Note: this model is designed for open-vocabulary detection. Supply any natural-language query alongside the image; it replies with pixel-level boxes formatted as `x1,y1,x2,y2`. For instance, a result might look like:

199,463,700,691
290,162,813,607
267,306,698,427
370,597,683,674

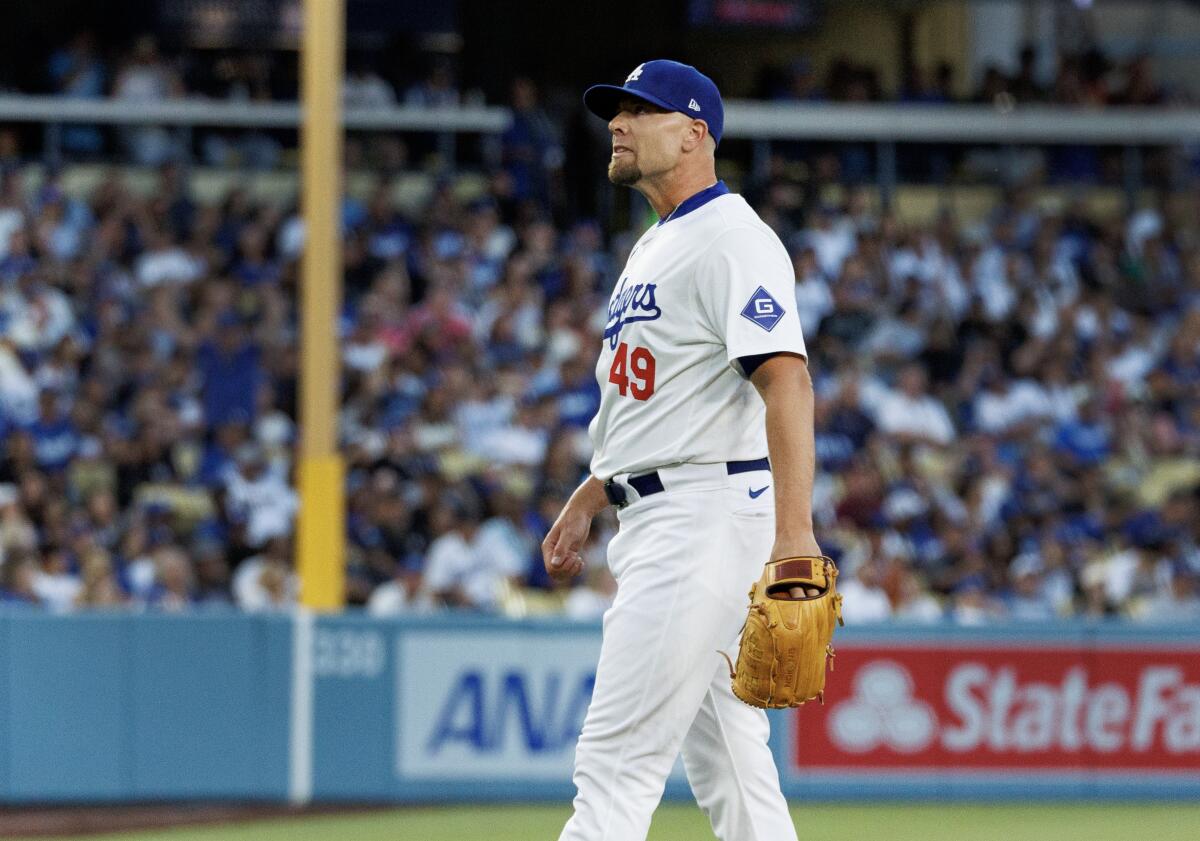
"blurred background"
0,1,1198,839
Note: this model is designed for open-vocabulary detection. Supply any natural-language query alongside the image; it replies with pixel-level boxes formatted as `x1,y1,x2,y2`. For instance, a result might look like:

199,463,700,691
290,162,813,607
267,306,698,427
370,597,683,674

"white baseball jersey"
588,182,807,479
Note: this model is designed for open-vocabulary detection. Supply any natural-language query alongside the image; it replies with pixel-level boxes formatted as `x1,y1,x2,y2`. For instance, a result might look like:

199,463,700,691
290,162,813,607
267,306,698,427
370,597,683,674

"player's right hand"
542,506,592,583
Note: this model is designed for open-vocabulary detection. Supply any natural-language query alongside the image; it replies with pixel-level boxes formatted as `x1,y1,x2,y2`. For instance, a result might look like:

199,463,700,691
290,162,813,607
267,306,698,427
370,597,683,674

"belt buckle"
603,478,629,509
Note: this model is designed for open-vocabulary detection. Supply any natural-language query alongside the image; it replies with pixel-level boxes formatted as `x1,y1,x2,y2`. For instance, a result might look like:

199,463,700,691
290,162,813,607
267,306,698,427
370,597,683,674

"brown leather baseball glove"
724,555,844,709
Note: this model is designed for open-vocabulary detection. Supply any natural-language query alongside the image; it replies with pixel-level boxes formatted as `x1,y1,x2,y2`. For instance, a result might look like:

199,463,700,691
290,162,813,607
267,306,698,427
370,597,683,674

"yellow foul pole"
298,0,345,610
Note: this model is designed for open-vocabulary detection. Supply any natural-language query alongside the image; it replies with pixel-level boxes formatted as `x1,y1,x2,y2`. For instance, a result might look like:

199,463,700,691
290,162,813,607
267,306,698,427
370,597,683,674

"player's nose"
608,113,628,136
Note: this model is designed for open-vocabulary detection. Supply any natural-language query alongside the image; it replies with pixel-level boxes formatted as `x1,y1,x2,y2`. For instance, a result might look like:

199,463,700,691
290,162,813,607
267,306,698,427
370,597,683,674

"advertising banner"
394,624,692,791
791,640,1200,775
397,628,600,781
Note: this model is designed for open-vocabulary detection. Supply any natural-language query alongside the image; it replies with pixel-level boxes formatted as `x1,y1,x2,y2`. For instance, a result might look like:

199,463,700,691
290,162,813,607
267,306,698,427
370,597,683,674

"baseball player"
542,60,818,841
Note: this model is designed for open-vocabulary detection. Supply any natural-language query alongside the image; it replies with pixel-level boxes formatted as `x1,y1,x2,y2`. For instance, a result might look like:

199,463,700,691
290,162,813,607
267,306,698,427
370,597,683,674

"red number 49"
608,342,656,400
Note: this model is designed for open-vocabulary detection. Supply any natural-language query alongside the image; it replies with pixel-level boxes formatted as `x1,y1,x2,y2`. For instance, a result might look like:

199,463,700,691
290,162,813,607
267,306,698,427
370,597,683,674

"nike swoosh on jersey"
748,486,769,499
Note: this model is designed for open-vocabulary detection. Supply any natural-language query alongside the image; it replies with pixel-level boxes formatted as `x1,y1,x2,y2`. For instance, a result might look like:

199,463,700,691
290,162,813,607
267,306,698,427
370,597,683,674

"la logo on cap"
626,63,645,83
688,98,701,111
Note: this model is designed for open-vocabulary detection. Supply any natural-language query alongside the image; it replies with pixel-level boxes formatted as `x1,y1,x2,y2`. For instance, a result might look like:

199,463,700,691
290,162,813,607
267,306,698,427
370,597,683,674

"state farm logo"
828,661,936,753
941,663,1200,754
820,658,1200,758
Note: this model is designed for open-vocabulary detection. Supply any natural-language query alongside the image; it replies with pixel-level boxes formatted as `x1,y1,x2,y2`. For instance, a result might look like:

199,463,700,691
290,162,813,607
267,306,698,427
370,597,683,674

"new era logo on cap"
688,98,700,111
740,286,785,332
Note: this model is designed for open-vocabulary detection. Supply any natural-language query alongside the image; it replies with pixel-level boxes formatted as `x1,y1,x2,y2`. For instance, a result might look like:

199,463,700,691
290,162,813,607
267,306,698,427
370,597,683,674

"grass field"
14,803,1200,841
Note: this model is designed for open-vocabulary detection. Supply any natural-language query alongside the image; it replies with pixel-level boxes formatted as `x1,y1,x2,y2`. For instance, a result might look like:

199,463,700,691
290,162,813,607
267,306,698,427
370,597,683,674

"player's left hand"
771,533,825,598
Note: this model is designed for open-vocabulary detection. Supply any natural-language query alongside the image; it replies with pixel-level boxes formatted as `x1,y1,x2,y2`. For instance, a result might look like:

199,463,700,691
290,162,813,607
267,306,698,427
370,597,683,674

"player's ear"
681,118,708,153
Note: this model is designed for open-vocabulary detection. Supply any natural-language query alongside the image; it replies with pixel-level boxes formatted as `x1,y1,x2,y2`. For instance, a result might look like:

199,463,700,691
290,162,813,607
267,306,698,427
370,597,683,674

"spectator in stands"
112,36,184,165
774,58,825,103
0,552,39,605
1003,552,1057,621
837,559,893,623
0,482,35,559
873,365,956,446
47,32,107,158
420,488,522,609
1010,45,1047,104
502,77,563,210
136,226,203,288
140,544,193,611
892,569,943,623
929,63,957,104
196,53,282,169
972,368,1053,437
0,174,26,255
799,205,856,278
791,245,832,337
25,389,79,473
1140,567,1200,622
223,444,297,551
422,489,487,607
471,397,550,467
900,64,956,105
950,579,1005,625
1117,54,1165,106
234,536,295,612
974,65,1011,107
403,58,460,108
343,58,397,109
198,314,263,428
367,555,432,615
3,265,76,354
1053,396,1111,468
32,546,80,613
192,535,233,605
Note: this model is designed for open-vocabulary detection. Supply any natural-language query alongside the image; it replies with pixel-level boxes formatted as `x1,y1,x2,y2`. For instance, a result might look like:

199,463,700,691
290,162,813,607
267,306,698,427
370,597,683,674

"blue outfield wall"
1,609,1198,803
0,611,292,802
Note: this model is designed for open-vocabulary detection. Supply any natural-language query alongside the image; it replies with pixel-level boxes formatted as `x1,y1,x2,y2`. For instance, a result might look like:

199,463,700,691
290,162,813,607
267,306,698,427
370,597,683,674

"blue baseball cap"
584,60,724,146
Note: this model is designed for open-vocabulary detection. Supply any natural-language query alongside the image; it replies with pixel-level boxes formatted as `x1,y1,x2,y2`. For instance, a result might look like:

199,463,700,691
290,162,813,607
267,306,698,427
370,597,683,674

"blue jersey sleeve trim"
737,352,780,378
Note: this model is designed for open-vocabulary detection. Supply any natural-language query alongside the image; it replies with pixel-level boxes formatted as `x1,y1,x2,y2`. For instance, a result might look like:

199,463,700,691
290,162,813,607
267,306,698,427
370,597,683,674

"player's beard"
608,156,642,186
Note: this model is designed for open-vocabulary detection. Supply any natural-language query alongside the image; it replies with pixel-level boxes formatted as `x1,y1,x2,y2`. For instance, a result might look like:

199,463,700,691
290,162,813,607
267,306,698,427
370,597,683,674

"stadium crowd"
38,31,1181,112
20,31,1188,177
0,141,1197,625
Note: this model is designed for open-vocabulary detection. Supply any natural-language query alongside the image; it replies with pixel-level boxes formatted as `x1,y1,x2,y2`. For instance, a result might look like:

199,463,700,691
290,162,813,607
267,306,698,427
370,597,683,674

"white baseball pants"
559,462,797,841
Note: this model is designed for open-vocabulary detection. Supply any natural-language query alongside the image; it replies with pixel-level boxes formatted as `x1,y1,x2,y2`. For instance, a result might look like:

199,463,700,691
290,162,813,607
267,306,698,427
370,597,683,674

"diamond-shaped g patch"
739,286,785,332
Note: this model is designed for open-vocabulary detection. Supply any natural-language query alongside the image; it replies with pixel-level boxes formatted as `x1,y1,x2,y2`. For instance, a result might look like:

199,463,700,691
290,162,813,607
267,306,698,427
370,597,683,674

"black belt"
603,457,770,509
